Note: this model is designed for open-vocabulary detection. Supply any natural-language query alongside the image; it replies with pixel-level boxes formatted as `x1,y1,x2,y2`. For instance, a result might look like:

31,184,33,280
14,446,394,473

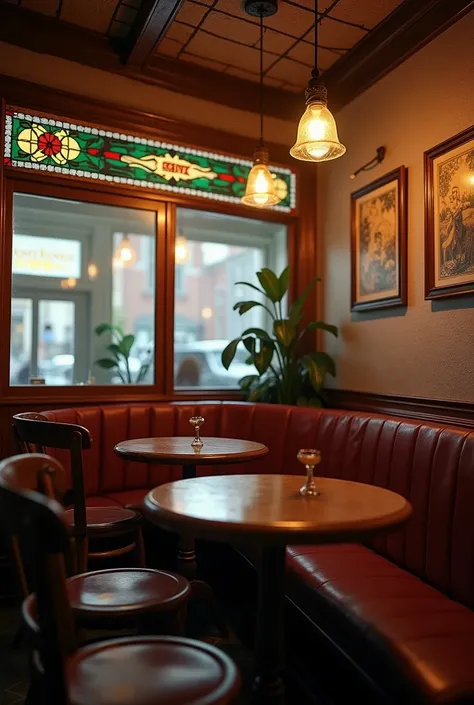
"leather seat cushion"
67,635,240,705
287,543,474,704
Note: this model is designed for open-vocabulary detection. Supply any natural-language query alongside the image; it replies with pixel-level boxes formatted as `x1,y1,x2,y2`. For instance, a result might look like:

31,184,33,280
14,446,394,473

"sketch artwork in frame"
351,166,407,311
424,126,474,299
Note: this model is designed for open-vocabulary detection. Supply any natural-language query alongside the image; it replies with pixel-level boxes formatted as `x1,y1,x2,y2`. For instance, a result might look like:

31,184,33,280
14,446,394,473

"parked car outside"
175,340,253,388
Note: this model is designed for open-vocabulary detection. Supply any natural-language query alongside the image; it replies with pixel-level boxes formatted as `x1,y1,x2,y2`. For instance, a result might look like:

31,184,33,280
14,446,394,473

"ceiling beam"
122,0,185,67
324,0,474,109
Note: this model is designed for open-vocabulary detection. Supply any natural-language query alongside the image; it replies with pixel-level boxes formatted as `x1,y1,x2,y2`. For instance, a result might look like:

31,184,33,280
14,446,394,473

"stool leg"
75,536,88,574
135,525,146,568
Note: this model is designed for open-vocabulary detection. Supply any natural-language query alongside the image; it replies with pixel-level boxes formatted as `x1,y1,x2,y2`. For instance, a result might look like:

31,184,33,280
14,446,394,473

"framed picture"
425,126,474,299
351,166,407,311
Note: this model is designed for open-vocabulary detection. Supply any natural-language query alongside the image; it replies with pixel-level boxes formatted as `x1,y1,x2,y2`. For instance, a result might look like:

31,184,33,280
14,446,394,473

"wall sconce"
349,146,386,179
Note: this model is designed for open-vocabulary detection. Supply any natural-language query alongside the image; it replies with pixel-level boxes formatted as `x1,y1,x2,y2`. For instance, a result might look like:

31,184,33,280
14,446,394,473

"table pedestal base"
252,545,286,705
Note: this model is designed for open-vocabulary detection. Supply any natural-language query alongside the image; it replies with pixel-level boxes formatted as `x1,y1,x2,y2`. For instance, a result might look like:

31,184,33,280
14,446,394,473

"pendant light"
114,234,136,267
175,232,191,264
242,0,280,208
290,0,345,162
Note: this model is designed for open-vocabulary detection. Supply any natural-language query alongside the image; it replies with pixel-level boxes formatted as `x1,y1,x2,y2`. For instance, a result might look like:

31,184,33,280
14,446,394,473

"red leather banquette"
41,401,474,705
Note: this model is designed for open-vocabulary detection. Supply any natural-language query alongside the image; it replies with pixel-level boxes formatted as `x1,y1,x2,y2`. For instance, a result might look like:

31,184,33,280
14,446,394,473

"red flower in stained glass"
38,132,62,156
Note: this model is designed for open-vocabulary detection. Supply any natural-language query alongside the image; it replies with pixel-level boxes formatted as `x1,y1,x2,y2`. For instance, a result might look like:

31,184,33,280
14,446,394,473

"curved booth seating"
40,401,474,705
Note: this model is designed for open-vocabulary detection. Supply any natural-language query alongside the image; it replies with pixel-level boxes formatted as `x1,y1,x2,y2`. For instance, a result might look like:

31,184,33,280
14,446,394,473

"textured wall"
320,11,474,401
0,42,295,146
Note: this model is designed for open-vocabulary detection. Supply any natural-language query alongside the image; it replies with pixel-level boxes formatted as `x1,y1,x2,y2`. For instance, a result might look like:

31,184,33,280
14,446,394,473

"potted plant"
94,323,152,384
221,267,337,406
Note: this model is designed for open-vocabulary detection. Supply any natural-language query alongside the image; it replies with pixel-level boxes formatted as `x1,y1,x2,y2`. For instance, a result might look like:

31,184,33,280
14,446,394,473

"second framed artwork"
351,166,407,312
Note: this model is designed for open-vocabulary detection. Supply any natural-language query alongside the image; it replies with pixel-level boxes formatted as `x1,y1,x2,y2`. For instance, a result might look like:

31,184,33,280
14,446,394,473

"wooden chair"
1,452,191,632
12,412,145,573
0,454,240,705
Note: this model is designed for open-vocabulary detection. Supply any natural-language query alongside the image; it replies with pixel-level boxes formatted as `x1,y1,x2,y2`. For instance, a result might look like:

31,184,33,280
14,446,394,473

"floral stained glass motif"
4,109,296,212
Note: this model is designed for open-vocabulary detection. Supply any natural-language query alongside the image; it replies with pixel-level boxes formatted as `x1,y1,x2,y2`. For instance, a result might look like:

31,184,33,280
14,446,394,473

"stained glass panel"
4,108,296,212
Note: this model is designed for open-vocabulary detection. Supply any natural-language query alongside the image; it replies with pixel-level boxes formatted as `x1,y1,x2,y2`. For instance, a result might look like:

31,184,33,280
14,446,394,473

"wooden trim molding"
325,0,474,109
327,388,474,430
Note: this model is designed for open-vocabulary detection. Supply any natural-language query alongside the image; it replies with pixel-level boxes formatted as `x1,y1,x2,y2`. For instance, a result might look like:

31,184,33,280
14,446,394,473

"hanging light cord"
259,11,264,147
314,0,319,73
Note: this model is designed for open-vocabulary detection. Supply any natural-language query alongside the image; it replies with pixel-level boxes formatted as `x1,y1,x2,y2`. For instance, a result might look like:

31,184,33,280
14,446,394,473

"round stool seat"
67,636,240,705
64,506,140,534
66,569,190,616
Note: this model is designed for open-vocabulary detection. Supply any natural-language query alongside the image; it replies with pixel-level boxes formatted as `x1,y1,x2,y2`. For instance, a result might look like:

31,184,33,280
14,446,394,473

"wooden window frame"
0,83,317,408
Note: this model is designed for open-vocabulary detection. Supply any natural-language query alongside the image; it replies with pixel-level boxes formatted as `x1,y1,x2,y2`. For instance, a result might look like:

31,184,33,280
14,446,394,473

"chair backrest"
0,454,76,704
12,413,92,537
0,451,68,598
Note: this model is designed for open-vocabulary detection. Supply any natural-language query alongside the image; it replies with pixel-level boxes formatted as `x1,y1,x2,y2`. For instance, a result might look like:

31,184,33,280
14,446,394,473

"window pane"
10,194,156,386
174,208,287,389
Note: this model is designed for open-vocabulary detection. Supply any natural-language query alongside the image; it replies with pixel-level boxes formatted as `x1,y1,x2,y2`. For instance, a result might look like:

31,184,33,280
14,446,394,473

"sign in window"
12,234,81,279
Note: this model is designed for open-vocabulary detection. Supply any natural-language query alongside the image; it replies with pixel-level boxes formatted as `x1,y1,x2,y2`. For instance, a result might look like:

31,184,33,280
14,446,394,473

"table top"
114,437,269,465
144,474,412,544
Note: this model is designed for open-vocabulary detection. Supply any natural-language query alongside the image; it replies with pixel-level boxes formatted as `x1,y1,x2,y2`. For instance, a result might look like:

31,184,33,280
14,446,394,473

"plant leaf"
307,351,336,377
95,358,118,369
254,340,274,375
241,327,273,343
239,374,259,391
106,343,122,359
257,268,281,302
278,266,289,297
304,321,339,337
118,334,134,358
301,356,325,390
233,301,261,315
136,363,150,384
235,281,265,296
243,336,256,354
95,322,124,337
273,319,297,347
288,276,321,325
221,339,240,370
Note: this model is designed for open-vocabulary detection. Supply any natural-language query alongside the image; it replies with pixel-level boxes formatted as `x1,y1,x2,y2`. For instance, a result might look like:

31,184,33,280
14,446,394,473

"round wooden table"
144,474,412,705
115,437,268,574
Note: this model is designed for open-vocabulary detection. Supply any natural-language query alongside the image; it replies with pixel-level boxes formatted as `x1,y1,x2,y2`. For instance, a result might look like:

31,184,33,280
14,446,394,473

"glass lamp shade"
114,236,136,267
242,157,281,208
290,101,346,162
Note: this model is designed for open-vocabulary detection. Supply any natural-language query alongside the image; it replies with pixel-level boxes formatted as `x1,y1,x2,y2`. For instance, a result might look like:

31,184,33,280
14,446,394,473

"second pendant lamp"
242,0,280,208
290,0,345,162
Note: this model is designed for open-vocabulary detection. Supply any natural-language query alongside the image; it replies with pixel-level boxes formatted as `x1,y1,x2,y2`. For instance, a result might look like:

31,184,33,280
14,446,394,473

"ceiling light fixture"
114,234,136,268
290,0,345,162
242,0,280,208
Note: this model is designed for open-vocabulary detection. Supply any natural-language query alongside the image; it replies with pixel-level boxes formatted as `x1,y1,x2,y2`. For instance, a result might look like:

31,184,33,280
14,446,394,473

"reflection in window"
174,208,287,390
10,193,156,386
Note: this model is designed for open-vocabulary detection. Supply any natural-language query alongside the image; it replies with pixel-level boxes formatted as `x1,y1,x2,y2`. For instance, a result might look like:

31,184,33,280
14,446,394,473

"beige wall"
0,42,295,146
320,10,474,402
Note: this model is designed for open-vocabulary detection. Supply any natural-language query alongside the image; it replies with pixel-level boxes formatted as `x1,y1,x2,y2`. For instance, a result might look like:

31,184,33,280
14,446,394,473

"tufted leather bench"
41,402,474,705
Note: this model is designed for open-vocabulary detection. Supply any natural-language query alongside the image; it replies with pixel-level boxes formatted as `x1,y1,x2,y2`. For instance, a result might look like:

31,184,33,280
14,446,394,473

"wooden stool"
12,412,146,572
0,454,240,705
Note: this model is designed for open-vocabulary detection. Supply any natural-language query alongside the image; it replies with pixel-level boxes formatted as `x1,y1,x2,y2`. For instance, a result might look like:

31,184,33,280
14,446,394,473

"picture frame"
351,166,407,311
424,125,474,299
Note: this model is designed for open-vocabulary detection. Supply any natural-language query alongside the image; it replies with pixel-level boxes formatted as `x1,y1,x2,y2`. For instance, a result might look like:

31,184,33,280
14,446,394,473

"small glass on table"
297,448,321,496
189,416,205,449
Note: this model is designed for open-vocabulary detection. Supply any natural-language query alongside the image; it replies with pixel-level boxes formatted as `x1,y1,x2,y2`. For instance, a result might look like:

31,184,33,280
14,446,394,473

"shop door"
10,290,89,385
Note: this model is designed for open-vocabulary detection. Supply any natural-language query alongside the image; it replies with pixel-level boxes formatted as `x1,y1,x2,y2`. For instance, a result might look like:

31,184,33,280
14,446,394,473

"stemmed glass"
297,449,321,496
189,416,205,449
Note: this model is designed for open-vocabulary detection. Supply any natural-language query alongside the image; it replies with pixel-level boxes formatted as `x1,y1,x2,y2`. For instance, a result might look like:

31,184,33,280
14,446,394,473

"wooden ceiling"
158,0,401,92
1,0,473,118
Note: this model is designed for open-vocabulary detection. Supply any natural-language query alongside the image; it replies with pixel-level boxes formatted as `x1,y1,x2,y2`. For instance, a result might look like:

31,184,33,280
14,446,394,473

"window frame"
1,172,297,404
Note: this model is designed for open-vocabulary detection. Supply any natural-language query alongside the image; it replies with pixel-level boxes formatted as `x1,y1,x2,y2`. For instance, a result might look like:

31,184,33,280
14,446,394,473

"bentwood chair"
0,454,240,705
0,453,190,635
12,412,145,573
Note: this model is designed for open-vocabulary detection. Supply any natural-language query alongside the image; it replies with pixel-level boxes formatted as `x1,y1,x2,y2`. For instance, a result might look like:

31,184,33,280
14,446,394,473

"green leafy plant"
221,266,338,407
94,323,152,384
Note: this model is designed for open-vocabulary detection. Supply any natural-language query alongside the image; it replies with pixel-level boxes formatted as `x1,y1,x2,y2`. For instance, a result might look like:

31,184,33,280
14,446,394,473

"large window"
174,208,287,390
10,194,156,386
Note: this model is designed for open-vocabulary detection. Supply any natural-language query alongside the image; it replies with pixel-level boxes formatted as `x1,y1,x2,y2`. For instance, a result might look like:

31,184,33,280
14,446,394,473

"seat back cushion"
42,402,474,608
